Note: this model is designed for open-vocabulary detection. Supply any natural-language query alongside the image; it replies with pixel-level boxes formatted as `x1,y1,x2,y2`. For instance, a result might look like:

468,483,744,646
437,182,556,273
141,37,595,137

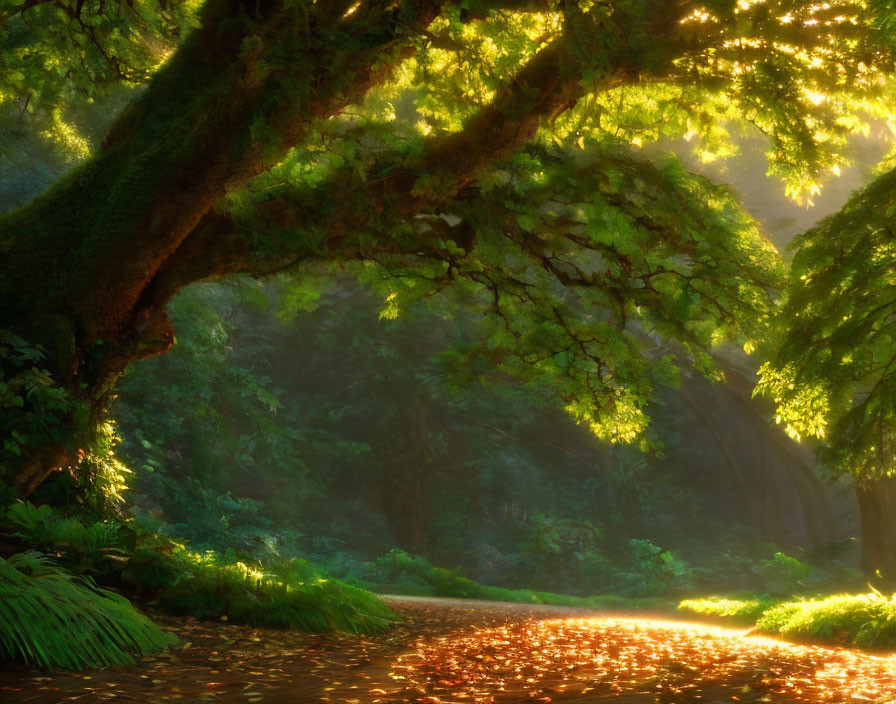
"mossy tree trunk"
0,0,704,493
0,0,445,491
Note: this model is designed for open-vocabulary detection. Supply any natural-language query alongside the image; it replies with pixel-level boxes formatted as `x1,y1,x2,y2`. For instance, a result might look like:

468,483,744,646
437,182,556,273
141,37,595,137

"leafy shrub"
759,551,811,588
354,549,477,598
626,539,694,594
678,590,896,649
148,479,280,558
348,549,480,598
0,330,134,515
755,591,896,648
123,542,396,633
71,420,135,514
5,501,125,575
524,515,604,557
0,552,175,670
518,515,609,593
6,501,75,547
0,330,72,477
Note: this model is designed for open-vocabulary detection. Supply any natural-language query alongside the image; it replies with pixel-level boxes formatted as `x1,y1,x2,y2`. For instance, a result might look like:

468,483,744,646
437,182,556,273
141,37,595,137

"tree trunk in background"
381,461,427,556
855,476,896,585
380,403,430,556
679,389,755,526
719,369,838,546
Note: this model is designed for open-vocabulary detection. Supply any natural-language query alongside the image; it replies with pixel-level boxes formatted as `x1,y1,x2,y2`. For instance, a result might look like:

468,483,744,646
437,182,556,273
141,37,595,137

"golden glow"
680,8,717,23
388,617,896,702
735,0,767,11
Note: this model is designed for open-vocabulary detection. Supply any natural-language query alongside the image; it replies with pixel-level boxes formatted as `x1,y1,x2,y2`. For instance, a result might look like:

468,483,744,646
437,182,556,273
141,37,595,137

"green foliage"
6,0,893,665
759,163,896,482
511,515,695,597
0,329,73,474
760,551,812,587
354,549,483,599
113,281,860,606
274,140,785,449
680,589,896,649
678,593,783,624
0,329,132,513
344,548,674,611
5,0,895,508
123,541,396,634
755,592,896,648
73,421,134,514
626,538,695,594
352,0,894,200
5,501,126,577
0,551,175,670
6,501,74,548
0,0,198,145
2,0,895,496
524,514,603,557
115,282,316,515
222,0,895,451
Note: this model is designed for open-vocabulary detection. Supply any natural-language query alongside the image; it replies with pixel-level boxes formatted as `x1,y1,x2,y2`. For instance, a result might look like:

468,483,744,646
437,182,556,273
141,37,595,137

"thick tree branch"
146,0,713,308
0,0,444,350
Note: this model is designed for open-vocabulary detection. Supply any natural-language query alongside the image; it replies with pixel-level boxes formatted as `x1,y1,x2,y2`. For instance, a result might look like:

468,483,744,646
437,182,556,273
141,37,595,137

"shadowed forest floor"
1,596,895,703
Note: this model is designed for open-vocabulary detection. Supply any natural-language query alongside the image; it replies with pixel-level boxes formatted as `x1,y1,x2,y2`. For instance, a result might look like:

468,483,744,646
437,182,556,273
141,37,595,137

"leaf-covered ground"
1,596,895,703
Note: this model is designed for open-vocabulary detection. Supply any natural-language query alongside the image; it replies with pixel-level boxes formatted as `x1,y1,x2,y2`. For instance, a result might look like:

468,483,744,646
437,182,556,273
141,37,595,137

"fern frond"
0,552,176,670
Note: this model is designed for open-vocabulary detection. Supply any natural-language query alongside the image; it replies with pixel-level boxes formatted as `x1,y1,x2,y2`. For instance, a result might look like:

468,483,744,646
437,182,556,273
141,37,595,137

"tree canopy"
3,0,896,494
759,163,896,480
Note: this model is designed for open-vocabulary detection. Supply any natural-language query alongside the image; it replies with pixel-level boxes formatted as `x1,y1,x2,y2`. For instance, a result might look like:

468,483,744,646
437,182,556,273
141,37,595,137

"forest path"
2,595,896,703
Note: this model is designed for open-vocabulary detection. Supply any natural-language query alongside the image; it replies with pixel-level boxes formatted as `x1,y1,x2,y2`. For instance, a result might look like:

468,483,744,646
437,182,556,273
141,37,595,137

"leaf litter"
0,597,894,703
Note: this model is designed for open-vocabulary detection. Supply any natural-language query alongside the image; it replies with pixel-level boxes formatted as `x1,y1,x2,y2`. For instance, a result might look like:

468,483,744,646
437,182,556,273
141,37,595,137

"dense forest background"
11,3,896,687
3,89,880,600
107,276,855,595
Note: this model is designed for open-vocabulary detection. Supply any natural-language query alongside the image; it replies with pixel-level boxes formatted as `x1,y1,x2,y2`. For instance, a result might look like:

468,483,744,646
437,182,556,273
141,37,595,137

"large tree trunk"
855,475,896,585
0,0,443,491
2,0,440,356
0,0,696,493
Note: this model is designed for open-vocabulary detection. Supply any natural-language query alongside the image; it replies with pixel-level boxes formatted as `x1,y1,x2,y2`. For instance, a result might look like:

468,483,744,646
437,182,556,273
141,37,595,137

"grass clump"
0,552,176,670
755,592,896,648
679,590,896,649
125,543,397,634
678,593,782,624
4,501,396,636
